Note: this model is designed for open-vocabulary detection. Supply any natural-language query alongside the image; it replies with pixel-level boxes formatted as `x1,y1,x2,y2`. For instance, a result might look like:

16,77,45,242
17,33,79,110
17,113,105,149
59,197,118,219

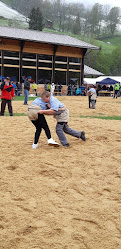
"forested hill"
1,0,121,75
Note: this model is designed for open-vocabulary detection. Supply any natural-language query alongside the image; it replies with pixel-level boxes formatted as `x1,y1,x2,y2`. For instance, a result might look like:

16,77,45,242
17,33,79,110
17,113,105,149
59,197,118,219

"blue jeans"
24,89,29,104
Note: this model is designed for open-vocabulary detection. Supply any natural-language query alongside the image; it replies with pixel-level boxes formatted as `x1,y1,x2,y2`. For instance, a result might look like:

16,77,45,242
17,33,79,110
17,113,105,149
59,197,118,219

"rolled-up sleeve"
50,97,63,111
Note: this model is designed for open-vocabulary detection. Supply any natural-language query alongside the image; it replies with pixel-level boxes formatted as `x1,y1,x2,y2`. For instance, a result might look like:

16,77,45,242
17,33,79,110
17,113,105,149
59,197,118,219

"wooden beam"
38,67,52,70
4,64,19,68
0,38,21,52
69,69,80,72
56,45,83,58
23,41,54,55
22,58,36,62
39,59,52,63
4,56,19,60
55,61,67,65
22,66,36,69
55,68,67,72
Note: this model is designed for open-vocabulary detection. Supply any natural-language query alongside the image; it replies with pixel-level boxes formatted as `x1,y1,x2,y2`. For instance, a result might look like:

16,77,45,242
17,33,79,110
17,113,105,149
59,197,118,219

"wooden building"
0,26,99,86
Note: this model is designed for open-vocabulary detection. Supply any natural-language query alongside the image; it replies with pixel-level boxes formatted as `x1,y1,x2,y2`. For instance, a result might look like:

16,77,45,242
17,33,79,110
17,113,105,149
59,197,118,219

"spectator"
32,81,37,96
17,82,22,96
44,83,48,91
59,84,62,96
113,83,120,99
12,81,16,90
109,85,113,92
24,76,31,105
102,85,107,90
54,84,58,96
67,84,71,95
0,76,14,116
88,85,97,109
51,83,55,96
47,83,51,92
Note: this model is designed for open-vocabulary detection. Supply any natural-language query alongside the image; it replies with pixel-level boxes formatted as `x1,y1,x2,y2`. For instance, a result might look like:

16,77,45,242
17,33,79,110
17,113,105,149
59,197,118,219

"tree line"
8,0,121,37
6,0,121,75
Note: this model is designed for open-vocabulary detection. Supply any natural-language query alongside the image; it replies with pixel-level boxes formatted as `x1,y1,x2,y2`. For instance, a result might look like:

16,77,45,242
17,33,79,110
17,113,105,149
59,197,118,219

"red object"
1,84,15,100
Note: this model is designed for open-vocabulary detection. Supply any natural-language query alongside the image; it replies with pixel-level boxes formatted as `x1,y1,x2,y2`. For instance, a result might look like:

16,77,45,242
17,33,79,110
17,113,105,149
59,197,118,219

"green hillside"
1,0,121,55
1,0,11,5
44,28,121,54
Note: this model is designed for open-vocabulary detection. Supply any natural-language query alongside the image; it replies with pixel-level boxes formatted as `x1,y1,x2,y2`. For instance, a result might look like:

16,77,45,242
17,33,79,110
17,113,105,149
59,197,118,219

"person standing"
47,82,51,92
0,77,14,116
88,85,97,109
51,83,55,96
59,84,62,96
67,84,72,95
113,83,119,98
17,82,22,96
24,76,31,105
32,81,37,96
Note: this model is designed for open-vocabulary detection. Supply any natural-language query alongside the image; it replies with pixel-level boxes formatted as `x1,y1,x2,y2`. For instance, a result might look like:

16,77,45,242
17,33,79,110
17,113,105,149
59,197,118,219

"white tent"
84,78,97,85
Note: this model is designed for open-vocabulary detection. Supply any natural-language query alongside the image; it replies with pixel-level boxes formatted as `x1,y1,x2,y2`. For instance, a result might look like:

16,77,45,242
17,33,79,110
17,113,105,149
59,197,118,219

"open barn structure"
0,26,99,86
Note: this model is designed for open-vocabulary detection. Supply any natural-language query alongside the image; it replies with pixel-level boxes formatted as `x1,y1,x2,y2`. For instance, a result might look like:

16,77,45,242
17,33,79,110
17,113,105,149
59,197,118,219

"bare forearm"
38,109,56,115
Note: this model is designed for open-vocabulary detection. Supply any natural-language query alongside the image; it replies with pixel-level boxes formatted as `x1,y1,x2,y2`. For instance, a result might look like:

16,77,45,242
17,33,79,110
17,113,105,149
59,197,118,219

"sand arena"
0,96,121,249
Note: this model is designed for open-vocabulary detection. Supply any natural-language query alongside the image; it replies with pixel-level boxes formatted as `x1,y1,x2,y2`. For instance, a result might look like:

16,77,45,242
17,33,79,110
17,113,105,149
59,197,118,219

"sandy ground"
0,96,121,249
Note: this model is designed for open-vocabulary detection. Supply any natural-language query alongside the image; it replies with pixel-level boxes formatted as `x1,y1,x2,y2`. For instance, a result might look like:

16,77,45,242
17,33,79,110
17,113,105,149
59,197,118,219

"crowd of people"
0,75,121,117
97,83,121,97
0,75,121,149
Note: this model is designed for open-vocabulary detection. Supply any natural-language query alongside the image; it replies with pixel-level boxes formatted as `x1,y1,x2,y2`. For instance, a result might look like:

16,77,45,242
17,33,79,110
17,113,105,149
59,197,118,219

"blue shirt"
88,88,96,95
12,83,16,89
32,96,64,111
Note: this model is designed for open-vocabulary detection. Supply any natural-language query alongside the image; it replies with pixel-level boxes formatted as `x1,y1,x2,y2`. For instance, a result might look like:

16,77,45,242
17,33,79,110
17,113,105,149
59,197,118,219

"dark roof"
0,26,99,50
84,65,104,76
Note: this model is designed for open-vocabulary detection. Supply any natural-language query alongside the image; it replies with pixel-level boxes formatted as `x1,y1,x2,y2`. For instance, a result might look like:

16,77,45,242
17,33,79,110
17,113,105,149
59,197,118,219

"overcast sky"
66,0,121,9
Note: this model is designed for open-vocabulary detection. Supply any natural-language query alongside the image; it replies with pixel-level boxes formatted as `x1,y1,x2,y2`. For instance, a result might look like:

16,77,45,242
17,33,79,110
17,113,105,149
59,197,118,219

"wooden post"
52,45,57,83
67,57,69,85
36,54,39,84
80,49,87,86
20,40,25,84
1,50,4,77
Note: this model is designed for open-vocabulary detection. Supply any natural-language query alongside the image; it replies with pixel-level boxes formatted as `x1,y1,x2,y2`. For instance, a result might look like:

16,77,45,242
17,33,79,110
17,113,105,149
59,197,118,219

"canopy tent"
96,77,120,85
84,78,97,85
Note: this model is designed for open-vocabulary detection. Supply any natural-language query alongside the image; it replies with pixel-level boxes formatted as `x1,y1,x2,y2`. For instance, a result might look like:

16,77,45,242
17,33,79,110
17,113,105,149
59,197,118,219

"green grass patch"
4,112,27,116
0,96,38,101
80,115,121,120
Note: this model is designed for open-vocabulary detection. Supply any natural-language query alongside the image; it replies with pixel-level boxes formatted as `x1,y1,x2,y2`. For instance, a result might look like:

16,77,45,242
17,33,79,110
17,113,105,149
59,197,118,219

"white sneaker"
32,143,38,149
48,138,60,147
